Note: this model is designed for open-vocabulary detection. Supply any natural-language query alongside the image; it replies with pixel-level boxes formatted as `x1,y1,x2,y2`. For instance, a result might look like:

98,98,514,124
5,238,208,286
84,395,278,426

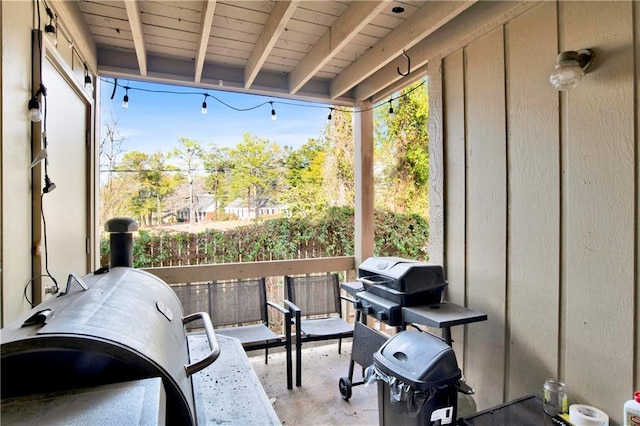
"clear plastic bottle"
624,391,640,425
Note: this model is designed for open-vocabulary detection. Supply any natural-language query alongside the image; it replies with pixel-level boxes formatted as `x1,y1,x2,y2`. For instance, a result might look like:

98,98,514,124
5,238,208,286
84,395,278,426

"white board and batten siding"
442,49,467,366
464,26,507,409
505,2,560,400
561,0,635,419
429,1,638,424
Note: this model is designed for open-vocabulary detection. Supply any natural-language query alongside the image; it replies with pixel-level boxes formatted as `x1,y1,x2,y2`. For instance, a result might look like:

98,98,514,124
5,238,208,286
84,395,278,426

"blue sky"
99,79,332,155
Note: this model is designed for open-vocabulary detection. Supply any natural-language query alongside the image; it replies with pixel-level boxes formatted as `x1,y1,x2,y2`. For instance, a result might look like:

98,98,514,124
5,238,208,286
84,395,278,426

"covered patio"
2,1,639,425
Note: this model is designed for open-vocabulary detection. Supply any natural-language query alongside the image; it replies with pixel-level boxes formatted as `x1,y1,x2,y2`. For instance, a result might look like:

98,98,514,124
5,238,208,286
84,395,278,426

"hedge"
100,207,429,268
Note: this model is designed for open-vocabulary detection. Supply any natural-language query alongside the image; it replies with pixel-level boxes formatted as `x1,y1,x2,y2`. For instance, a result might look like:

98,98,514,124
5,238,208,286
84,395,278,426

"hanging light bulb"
27,84,47,122
388,100,394,115
84,74,93,91
327,107,333,121
28,97,43,122
83,65,93,92
122,87,129,109
44,7,57,46
201,94,208,114
270,101,277,120
44,24,57,46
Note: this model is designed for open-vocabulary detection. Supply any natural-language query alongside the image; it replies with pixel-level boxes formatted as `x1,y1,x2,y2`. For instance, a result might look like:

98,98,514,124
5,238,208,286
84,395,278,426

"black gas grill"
354,257,448,326
339,257,487,407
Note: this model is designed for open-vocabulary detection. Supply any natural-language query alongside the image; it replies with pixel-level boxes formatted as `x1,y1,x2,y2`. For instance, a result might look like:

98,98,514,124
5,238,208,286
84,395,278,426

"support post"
354,100,374,266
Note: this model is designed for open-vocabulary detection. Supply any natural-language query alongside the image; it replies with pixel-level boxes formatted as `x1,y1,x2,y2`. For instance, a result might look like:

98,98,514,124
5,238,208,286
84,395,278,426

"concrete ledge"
189,333,281,425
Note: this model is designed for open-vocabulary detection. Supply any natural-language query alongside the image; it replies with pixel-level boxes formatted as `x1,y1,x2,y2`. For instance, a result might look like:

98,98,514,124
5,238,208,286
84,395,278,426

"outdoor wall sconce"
549,49,595,91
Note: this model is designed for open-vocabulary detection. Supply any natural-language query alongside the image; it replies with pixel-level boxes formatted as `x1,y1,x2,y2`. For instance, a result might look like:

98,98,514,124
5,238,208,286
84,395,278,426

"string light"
38,1,92,96
122,87,130,109
44,6,57,46
101,77,426,117
83,64,93,92
270,101,277,120
28,98,43,122
201,94,208,114
28,84,47,122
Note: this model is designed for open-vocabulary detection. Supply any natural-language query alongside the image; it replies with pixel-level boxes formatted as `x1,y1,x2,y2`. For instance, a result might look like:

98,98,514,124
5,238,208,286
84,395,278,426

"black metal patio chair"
284,273,354,387
172,277,293,389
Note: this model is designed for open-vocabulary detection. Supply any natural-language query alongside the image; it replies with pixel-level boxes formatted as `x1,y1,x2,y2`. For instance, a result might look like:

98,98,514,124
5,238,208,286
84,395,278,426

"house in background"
176,195,217,222
223,198,283,220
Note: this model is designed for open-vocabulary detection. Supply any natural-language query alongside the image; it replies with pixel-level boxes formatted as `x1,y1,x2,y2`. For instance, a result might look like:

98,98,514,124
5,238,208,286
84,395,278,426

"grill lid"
374,330,461,389
358,257,447,294
1,267,219,425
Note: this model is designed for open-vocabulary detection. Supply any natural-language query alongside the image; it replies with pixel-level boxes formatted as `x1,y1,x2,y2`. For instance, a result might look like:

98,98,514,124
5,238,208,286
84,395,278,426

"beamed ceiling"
51,1,536,106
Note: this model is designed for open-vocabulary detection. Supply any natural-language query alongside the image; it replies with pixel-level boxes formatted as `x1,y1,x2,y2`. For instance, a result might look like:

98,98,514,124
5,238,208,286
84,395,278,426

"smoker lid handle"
182,312,221,376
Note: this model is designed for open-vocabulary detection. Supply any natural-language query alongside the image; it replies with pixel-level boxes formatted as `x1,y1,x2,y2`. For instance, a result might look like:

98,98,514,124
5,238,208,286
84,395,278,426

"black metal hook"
397,49,411,76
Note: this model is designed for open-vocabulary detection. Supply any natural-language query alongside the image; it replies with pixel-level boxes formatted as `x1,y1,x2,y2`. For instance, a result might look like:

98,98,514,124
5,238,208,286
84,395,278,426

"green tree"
227,133,284,220
375,81,429,216
202,144,231,219
169,137,204,224
281,138,328,217
115,151,181,225
321,108,354,207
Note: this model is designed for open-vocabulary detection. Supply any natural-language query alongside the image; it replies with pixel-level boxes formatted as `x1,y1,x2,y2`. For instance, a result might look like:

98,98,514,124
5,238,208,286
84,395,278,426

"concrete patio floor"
247,339,379,426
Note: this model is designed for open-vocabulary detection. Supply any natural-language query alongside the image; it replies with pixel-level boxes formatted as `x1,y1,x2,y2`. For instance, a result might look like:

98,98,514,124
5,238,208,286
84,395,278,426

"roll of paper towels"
569,404,609,426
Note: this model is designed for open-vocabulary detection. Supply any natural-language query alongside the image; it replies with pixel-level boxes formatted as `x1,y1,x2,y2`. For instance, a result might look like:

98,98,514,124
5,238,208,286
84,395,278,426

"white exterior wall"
429,2,639,424
1,1,35,326
1,1,96,326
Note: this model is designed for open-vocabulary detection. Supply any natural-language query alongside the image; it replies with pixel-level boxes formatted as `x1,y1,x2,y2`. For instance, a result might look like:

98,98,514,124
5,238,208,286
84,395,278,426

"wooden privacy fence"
113,228,354,268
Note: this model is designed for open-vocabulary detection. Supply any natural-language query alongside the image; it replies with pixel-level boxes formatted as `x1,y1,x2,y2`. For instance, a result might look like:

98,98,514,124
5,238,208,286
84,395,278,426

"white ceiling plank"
81,0,519,105
330,0,477,99
49,0,98,71
124,0,148,76
195,0,217,83
77,1,128,21
289,1,387,95
361,0,540,102
244,0,301,89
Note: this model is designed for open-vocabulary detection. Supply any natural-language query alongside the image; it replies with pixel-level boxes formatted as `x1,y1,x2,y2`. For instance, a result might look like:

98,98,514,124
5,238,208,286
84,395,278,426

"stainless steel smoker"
1,218,220,425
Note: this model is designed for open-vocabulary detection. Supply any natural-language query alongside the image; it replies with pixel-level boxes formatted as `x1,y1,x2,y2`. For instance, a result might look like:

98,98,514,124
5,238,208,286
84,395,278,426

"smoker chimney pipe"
105,217,139,268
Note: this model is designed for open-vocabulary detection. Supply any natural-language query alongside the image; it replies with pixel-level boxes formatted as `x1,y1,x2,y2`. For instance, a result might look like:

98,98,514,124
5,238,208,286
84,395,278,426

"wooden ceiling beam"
361,0,540,103
244,0,300,89
98,48,356,106
330,0,477,99
195,0,217,83
123,0,147,76
288,1,387,95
